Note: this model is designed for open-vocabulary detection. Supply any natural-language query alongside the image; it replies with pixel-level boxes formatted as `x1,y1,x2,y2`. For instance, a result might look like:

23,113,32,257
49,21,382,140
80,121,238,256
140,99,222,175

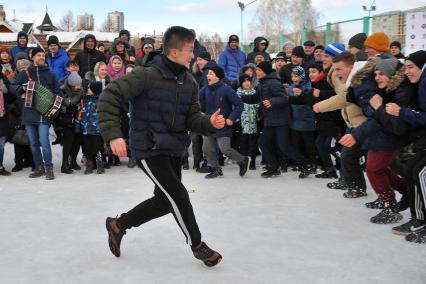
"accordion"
25,80,63,118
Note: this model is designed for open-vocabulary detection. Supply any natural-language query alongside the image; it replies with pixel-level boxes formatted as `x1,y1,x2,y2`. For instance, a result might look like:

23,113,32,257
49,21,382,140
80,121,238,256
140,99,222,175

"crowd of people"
0,27,425,246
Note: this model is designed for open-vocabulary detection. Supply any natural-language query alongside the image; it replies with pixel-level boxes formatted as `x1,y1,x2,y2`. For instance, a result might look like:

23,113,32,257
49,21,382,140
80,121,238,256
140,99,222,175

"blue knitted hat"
324,42,346,57
291,66,305,81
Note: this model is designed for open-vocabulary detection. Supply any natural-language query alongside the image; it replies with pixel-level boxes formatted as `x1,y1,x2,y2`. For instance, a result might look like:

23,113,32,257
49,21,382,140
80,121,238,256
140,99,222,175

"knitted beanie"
375,58,400,78
406,50,426,71
257,61,273,75
210,66,225,80
364,32,390,52
348,33,367,49
390,41,402,49
292,46,305,58
292,66,305,81
67,71,82,87
197,51,211,61
324,42,346,57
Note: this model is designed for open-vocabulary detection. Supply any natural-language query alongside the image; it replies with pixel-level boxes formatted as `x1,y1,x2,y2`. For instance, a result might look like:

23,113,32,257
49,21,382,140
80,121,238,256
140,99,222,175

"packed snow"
0,142,425,284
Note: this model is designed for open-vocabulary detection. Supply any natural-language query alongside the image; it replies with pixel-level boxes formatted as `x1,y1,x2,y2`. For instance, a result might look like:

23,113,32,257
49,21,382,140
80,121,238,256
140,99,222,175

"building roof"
36,12,58,32
0,32,43,49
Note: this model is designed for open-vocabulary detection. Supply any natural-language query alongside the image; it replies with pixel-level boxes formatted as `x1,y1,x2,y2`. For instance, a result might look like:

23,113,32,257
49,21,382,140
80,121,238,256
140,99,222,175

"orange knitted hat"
364,32,390,52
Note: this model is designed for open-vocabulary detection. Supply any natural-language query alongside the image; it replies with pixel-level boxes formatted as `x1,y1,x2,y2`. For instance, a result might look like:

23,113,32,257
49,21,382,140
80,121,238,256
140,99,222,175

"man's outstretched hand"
110,138,128,157
210,108,225,129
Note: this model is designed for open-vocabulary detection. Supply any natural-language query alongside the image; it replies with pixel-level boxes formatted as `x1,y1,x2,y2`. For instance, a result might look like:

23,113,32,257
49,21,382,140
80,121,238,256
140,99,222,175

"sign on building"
405,11,426,55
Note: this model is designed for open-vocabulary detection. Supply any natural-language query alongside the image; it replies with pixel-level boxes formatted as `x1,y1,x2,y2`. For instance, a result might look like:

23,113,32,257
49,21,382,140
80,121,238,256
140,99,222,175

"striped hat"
291,66,305,81
324,42,345,57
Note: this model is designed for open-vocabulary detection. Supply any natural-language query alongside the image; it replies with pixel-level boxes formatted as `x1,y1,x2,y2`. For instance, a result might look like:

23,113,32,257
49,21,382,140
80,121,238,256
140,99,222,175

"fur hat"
256,61,273,75
364,32,390,52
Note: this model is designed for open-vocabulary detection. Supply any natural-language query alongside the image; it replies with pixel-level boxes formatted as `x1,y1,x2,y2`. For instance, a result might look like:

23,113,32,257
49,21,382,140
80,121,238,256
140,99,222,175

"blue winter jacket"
241,73,291,127
46,48,70,82
199,81,243,138
9,32,29,65
218,45,246,82
288,80,315,131
14,64,61,125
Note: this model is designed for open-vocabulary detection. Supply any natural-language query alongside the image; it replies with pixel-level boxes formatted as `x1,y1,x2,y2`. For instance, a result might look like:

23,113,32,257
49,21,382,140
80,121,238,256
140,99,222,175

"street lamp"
237,0,258,45
362,0,376,17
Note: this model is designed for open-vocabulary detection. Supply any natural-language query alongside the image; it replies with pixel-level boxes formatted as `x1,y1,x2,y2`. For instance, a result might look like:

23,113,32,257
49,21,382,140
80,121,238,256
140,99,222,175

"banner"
405,11,426,55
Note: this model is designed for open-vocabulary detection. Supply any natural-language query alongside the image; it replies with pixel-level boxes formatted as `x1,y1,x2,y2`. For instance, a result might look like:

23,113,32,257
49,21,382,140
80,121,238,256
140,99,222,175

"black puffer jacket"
75,34,106,78
98,54,217,159
55,77,83,130
240,73,291,127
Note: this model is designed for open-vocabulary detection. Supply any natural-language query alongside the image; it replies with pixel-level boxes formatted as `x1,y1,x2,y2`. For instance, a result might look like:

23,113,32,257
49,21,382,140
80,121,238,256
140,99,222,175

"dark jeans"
341,144,366,189
25,124,53,168
190,132,203,163
118,155,202,246
62,128,77,166
291,130,316,165
239,133,258,157
83,135,103,163
405,150,426,220
315,135,335,170
259,125,303,167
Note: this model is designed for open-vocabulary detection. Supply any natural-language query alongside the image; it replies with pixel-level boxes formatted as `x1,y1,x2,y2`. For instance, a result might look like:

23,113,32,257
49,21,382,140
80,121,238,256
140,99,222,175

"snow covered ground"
0,143,425,284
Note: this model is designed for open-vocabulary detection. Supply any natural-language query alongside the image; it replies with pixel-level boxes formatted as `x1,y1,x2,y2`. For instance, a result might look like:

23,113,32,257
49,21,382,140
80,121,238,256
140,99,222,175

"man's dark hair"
163,26,195,55
333,51,355,65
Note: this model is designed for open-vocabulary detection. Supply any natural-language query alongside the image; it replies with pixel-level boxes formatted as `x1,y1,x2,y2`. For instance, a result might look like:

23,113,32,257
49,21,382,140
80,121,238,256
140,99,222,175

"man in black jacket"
75,34,106,78
98,26,224,267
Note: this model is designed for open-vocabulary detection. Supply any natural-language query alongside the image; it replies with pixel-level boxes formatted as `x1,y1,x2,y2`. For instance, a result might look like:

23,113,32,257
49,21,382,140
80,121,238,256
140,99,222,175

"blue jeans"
0,136,6,167
25,124,53,168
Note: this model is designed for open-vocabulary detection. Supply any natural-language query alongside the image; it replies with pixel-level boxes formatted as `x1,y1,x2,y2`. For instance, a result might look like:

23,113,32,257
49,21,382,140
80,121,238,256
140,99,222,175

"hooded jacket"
288,80,315,131
10,32,29,65
246,37,271,63
218,44,246,82
351,63,417,151
110,38,132,65
75,35,106,78
14,63,61,125
46,48,70,82
98,54,218,159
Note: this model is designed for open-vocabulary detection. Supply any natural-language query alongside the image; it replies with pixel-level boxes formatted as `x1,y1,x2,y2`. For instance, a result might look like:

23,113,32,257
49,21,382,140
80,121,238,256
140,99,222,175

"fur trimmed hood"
351,56,406,93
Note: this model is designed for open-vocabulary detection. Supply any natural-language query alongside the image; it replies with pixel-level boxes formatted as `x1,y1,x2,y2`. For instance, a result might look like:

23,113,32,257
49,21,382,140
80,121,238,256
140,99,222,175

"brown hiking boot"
29,165,45,178
105,217,126,257
192,242,222,267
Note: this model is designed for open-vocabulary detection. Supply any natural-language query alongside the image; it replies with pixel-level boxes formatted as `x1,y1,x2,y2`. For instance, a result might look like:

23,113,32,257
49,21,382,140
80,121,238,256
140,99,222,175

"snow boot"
45,167,55,180
370,201,403,224
84,161,94,175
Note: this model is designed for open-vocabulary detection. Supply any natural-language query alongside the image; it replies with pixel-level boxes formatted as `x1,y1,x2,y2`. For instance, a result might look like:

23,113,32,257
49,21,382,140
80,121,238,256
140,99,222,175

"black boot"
61,160,74,174
128,159,137,168
11,164,24,172
315,168,338,179
261,165,281,178
249,156,256,170
96,158,105,174
84,161,94,175
205,168,223,179
298,164,314,179
0,167,11,176
370,200,403,224
238,157,249,176
70,159,81,170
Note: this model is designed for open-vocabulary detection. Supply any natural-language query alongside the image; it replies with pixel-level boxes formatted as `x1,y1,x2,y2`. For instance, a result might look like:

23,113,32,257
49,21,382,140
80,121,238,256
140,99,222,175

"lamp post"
237,0,258,45
362,0,376,35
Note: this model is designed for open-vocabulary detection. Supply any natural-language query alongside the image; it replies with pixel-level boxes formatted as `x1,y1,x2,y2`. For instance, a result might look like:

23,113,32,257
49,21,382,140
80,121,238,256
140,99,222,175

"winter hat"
47,35,59,46
364,32,390,52
119,29,130,39
197,51,211,61
390,41,402,49
324,42,345,57
314,45,324,51
274,52,286,60
292,46,305,58
88,81,103,95
303,40,315,47
405,50,426,71
308,63,323,73
239,73,252,87
257,61,273,75
283,42,295,49
292,66,305,81
142,43,153,50
31,47,45,59
375,58,400,78
67,71,82,87
253,52,266,60
210,66,225,80
348,33,367,49
228,34,239,43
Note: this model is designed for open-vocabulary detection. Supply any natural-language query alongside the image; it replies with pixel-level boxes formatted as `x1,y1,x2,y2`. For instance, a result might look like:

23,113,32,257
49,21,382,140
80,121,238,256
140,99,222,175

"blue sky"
3,0,426,41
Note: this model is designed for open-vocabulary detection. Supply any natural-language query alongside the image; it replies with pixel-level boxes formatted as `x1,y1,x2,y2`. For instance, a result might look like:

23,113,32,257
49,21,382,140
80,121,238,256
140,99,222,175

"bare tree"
198,33,225,61
58,10,75,32
249,0,320,51
98,19,109,32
